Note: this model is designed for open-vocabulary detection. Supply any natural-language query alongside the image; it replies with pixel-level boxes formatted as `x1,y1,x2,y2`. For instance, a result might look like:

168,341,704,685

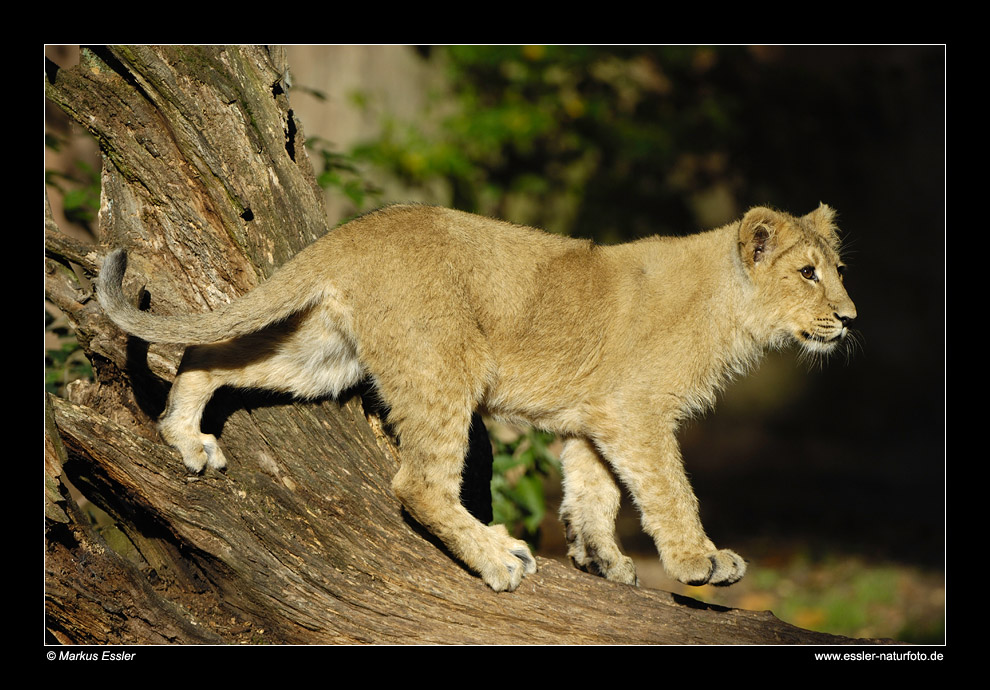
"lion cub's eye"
799,266,818,281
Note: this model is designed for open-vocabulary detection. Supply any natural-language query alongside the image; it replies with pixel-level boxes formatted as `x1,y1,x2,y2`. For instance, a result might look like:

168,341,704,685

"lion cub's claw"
510,546,537,574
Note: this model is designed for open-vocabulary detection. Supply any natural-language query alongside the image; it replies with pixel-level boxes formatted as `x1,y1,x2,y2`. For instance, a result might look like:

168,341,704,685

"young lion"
99,203,856,592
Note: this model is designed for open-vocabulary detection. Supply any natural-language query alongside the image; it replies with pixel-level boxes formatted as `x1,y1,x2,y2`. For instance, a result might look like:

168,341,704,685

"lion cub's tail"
98,249,320,345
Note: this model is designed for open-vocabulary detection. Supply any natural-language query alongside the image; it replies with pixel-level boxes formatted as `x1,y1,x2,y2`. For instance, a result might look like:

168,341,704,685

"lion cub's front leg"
599,426,746,587
559,438,638,585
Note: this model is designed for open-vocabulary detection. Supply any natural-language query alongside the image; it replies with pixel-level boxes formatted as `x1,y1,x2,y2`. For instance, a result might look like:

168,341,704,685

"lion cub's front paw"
571,551,639,586
564,531,638,585
665,548,746,587
474,524,538,592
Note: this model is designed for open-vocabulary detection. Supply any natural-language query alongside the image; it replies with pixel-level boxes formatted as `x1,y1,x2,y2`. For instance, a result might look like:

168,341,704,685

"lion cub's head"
737,204,857,357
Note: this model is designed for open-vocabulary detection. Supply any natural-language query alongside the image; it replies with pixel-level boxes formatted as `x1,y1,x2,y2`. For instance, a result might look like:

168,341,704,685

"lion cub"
99,203,856,592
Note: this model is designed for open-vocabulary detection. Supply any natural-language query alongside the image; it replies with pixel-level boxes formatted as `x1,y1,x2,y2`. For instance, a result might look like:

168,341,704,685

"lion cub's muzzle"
799,305,857,353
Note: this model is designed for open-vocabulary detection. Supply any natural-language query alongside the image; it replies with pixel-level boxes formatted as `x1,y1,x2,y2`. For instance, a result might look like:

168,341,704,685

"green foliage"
45,310,93,396
305,135,383,210
489,427,560,547
45,134,101,228
351,45,753,238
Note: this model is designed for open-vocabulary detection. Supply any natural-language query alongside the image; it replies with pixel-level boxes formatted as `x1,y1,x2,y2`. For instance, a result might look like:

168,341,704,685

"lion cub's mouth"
798,330,846,351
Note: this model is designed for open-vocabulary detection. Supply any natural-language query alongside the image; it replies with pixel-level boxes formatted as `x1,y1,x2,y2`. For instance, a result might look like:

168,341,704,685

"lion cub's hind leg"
387,401,539,591
159,364,228,473
373,336,537,591
159,312,364,475
559,438,638,585
390,423,538,591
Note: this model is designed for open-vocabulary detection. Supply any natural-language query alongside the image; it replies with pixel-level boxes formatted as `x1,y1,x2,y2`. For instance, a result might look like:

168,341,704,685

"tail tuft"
99,249,129,303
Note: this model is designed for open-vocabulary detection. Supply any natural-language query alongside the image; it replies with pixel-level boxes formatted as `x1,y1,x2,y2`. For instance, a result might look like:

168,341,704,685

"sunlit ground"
540,529,944,644
630,549,945,643
534,458,944,644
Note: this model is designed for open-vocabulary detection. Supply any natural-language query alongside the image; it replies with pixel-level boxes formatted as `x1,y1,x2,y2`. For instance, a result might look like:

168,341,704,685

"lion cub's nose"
836,312,856,328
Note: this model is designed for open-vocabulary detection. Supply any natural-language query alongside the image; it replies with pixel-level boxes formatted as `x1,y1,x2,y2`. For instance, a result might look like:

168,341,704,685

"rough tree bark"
44,45,873,645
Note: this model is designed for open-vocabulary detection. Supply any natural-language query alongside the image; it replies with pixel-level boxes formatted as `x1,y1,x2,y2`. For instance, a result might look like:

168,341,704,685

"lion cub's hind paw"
168,432,228,474
476,525,538,592
201,434,228,471
668,548,747,587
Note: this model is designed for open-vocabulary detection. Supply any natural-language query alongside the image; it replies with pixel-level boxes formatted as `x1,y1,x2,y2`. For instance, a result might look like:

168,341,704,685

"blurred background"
46,45,945,642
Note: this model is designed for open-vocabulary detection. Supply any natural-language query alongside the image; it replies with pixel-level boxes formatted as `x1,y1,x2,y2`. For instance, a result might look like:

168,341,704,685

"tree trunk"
44,45,876,645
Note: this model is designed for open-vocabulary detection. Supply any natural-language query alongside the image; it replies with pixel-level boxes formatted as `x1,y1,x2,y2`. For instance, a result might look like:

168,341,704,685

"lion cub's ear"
738,206,784,268
803,202,841,248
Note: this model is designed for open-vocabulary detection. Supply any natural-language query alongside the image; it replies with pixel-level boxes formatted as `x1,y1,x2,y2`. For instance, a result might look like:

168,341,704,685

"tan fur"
99,203,856,592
